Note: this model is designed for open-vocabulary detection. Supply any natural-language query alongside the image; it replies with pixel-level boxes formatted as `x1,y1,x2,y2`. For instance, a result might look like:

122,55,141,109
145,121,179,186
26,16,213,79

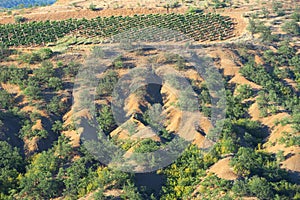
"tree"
232,179,249,196
38,48,53,60
97,104,116,134
282,20,300,36
0,90,13,110
53,135,72,160
19,150,62,199
52,120,64,133
0,141,24,195
64,61,81,77
48,77,63,91
291,10,300,22
35,61,55,83
89,3,97,11
62,158,89,198
121,181,142,200
47,96,66,115
143,103,165,131
236,84,253,100
248,176,274,199
14,16,26,23
230,147,256,176
23,85,41,101
96,70,118,97
261,7,270,18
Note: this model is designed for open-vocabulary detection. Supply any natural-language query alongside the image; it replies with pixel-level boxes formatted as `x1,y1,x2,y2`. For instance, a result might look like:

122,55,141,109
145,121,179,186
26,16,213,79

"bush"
0,90,13,110
23,85,41,101
89,3,97,11
64,61,81,77
248,176,274,199
282,20,300,36
34,61,55,83
46,96,66,115
14,16,26,23
48,77,63,91
38,48,53,60
96,70,118,97
96,105,116,134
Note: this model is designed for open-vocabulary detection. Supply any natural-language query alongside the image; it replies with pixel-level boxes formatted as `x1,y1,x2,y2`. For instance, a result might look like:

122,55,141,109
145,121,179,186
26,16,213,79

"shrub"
0,90,13,110
89,3,97,11
14,16,26,23
38,48,53,60
248,176,274,199
23,85,41,101
282,20,300,36
64,61,81,77
48,77,63,91
96,70,118,97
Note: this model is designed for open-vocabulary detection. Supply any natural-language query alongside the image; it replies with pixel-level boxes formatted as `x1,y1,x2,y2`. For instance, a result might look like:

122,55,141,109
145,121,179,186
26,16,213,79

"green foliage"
46,96,67,115
0,66,28,86
231,147,288,181
19,119,48,139
134,139,160,153
0,141,24,195
161,145,208,199
96,70,118,97
34,61,55,83
291,10,300,22
48,77,63,91
278,132,300,147
248,176,274,199
236,84,253,100
121,181,143,200
19,150,61,199
0,90,13,110
282,20,300,36
96,104,116,134
23,85,41,101
233,176,275,199
38,48,53,60
112,55,124,69
92,46,105,58
187,7,203,14
89,3,97,11
52,120,64,134
14,15,26,23
64,61,81,77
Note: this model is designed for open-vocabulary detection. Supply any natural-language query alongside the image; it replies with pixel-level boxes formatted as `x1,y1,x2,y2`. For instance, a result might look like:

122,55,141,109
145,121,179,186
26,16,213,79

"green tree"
248,176,274,199
46,96,66,115
96,70,118,97
19,150,62,199
48,77,63,91
23,85,41,101
0,90,13,110
97,105,116,134
38,48,53,60
236,84,253,100
282,20,300,36
121,181,143,200
52,120,64,133
0,141,24,195
230,147,256,176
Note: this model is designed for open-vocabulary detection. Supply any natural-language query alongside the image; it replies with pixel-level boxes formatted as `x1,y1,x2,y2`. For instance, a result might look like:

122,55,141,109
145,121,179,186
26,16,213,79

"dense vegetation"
0,1,299,200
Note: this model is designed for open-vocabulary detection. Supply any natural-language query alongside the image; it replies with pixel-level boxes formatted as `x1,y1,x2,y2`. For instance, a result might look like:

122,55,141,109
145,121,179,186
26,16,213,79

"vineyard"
0,13,234,47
